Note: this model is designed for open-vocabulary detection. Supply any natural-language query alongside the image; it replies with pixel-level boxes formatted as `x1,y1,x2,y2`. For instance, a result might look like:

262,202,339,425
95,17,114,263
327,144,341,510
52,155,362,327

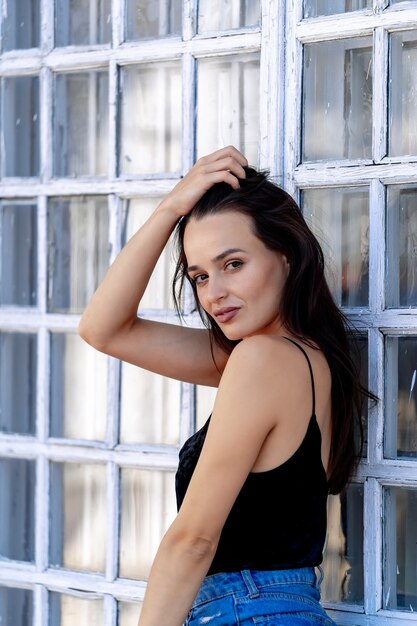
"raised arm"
78,146,248,386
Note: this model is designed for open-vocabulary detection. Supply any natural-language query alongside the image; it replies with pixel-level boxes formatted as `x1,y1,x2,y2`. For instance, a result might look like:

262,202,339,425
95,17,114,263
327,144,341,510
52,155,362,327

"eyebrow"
187,248,246,273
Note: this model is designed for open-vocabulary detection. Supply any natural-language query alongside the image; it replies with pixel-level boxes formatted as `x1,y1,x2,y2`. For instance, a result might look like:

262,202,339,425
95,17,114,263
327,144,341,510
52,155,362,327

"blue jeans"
184,567,337,625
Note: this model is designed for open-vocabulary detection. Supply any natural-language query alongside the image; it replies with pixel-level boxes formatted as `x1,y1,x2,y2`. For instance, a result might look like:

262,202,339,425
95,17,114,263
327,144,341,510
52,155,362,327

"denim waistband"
193,567,319,607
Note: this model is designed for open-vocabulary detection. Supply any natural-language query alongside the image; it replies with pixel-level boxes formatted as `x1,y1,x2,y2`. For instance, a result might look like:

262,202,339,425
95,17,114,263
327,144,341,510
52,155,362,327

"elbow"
78,316,107,352
165,529,218,564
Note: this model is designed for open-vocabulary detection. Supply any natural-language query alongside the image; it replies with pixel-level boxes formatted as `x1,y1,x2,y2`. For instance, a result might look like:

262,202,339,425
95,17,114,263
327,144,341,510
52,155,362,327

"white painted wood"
373,27,388,162
294,161,417,185
35,455,49,572
106,462,119,582
34,583,48,626
297,8,417,43
364,478,383,614
258,0,284,179
111,0,124,48
369,179,385,314
108,61,118,180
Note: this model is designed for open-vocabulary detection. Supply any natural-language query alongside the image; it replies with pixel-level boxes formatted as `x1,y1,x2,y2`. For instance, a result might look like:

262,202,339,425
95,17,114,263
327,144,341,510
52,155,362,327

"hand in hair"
160,145,248,219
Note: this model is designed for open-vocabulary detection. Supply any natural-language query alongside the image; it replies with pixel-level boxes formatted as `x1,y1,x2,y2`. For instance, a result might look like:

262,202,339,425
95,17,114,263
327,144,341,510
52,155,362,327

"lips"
213,307,240,323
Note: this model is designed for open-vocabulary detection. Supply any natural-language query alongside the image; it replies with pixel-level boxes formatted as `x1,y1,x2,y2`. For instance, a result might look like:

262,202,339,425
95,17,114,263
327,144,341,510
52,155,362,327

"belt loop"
241,570,259,598
315,565,324,589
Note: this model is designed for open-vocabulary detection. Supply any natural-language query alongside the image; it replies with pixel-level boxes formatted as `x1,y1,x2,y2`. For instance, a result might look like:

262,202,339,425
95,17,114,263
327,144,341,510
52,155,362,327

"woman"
79,146,370,626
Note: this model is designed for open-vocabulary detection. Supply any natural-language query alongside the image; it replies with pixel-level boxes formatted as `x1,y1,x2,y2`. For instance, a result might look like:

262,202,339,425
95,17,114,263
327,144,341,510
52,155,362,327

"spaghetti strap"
282,337,316,417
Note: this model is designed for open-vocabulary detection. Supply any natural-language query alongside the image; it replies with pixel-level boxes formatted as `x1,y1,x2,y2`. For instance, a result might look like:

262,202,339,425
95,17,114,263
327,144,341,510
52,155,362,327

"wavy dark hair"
172,167,376,494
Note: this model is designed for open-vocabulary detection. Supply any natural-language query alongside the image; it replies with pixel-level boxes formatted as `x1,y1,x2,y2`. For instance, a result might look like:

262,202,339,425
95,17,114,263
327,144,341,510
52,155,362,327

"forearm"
138,532,216,626
79,201,179,346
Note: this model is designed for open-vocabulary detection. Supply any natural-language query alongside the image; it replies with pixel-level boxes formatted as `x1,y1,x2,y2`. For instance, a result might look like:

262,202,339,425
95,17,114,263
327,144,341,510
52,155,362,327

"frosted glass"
384,487,417,612
50,333,107,441
126,0,182,40
122,197,175,309
304,0,371,17
118,602,142,626
303,187,369,307
0,332,37,436
120,363,180,445
0,587,33,626
198,0,260,33
120,62,182,175
55,0,111,46
0,458,35,562
54,71,109,177
386,186,417,307
322,484,364,604
119,469,176,579
385,337,417,460
389,31,417,156
197,54,260,167
50,462,107,572
49,593,104,626
48,196,109,314
303,38,373,161
2,76,40,177
2,0,40,50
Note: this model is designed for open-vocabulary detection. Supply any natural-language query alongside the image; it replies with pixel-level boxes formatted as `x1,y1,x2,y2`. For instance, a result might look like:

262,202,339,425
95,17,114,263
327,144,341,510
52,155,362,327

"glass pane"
302,187,369,307
303,38,373,161
120,364,180,444
0,587,33,626
0,458,35,561
198,0,260,33
53,71,109,177
0,333,37,436
1,202,37,306
50,333,107,440
50,462,107,572
322,483,364,605
126,0,182,40
49,593,103,626
2,0,40,50
48,196,109,313
349,335,368,457
196,384,217,430
2,76,40,177
118,602,142,626
384,487,417,611
389,31,417,156
119,62,181,175
55,0,111,46
122,197,175,309
386,186,417,307
304,0,371,18
385,336,417,460
119,468,176,579
197,53,260,167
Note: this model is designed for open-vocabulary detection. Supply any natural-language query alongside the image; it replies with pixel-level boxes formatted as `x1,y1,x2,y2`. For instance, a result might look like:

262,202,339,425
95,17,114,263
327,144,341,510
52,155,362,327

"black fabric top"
175,337,329,575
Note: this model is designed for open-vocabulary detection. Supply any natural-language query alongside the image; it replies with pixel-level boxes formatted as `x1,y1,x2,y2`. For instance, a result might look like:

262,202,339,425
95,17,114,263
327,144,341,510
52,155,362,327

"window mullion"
368,328,385,467
40,0,54,53
35,455,49,572
258,0,284,179
108,61,118,180
105,462,119,583
364,478,383,614
40,68,53,182
181,52,196,174
369,179,386,314
283,1,303,195
34,582,48,626
104,593,117,626
183,0,197,42
373,26,388,163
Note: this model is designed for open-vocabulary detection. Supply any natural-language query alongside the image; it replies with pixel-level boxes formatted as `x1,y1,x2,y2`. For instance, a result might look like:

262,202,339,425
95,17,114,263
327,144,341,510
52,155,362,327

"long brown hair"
172,168,376,494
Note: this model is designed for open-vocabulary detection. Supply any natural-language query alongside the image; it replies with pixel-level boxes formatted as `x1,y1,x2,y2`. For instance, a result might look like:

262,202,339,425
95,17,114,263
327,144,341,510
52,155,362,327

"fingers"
203,156,247,180
199,145,248,169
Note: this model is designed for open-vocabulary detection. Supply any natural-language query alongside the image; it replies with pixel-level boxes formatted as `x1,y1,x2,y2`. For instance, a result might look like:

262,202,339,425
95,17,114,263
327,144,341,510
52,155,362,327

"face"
184,211,290,341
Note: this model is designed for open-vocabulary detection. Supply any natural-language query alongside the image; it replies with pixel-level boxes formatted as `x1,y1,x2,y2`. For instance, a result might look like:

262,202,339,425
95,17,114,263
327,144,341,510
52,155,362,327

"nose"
206,274,227,304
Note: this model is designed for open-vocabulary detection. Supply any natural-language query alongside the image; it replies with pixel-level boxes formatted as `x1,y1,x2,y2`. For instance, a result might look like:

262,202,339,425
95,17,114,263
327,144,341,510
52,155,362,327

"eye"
225,260,243,271
192,273,208,285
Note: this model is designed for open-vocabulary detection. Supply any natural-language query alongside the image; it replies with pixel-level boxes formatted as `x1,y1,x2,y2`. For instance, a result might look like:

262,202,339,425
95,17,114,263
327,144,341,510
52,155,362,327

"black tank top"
175,337,329,575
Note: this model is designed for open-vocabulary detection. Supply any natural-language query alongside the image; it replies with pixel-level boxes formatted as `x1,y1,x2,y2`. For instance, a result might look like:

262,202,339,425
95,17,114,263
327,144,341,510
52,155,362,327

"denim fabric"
184,567,336,626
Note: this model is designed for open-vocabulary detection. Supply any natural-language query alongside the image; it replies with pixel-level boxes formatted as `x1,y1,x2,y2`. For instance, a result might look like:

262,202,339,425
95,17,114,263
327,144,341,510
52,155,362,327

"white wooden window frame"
285,2,417,625
2,1,417,624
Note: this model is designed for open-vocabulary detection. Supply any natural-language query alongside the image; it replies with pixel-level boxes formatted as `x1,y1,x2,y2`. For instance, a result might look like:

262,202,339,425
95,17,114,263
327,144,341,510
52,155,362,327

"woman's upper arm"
80,317,229,387
173,337,280,542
